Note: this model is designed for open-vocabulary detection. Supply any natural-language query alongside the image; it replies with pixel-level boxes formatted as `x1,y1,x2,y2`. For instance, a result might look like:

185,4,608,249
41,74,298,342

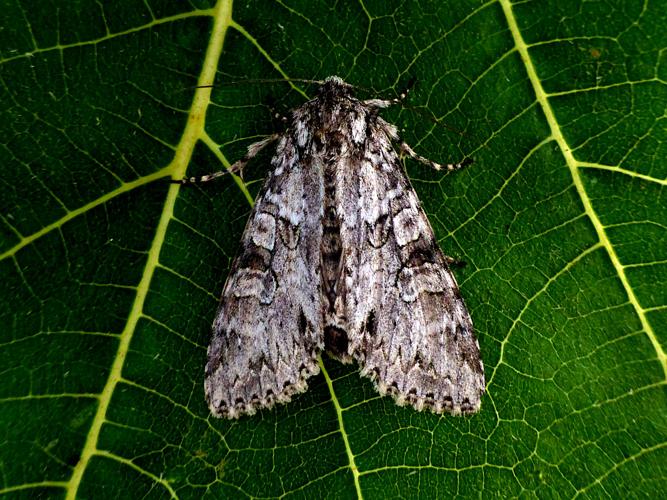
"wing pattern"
205,76,484,418
336,116,485,414
205,134,324,418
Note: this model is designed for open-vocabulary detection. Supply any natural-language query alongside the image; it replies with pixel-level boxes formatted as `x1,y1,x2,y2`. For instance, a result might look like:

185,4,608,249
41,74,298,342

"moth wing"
340,124,485,415
205,140,324,418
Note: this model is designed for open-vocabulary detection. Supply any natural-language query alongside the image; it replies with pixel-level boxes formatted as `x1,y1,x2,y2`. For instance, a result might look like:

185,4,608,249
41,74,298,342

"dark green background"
1,0,665,498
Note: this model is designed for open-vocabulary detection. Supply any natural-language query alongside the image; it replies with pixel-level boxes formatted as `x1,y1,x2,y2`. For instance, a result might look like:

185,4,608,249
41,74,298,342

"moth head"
317,76,354,99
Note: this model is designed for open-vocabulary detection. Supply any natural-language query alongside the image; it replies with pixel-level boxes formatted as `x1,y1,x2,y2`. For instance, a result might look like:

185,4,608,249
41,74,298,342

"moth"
198,76,485,418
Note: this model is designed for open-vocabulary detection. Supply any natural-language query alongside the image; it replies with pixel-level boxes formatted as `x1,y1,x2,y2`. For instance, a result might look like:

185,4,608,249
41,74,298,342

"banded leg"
362,78,416,109
364,80,472,172
173,134,279,184
399,142,473,172
362,90,412,110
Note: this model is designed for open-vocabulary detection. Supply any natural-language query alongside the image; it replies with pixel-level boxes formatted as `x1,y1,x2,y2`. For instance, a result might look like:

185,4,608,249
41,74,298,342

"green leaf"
1,0,666,498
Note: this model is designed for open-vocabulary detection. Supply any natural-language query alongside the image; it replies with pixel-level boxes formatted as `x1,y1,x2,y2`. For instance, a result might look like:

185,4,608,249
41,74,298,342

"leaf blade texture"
1,0,666,498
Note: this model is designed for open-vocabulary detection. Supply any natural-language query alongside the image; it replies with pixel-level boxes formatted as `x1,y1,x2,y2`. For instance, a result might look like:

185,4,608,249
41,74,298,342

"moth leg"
172,134,279,185
372,107,473,172
362,92,410,109
363,78,416,109
399,142,473,172
362,93,408,110
444,255,467,268
363,79,472,172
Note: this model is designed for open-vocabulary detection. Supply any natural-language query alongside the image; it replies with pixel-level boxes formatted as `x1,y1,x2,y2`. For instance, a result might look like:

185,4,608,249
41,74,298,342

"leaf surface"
1,0,666,498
